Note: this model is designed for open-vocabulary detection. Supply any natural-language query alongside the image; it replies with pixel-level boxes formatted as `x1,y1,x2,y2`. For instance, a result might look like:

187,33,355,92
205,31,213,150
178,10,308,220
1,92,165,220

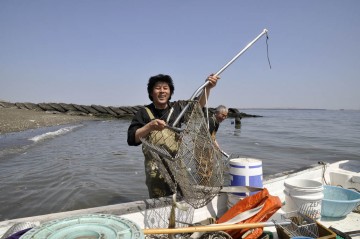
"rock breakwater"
0,101,261,119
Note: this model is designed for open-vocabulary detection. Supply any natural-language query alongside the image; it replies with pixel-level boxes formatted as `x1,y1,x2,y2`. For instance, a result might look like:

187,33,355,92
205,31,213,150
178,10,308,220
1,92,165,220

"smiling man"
127,73,220,198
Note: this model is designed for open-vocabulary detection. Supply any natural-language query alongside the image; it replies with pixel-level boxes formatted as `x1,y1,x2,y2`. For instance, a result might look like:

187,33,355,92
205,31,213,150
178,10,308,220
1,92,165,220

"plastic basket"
321,185,360,218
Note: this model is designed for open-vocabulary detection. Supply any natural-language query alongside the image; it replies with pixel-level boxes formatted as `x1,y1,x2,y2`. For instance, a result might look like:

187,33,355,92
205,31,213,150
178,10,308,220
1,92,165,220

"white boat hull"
1,160,359,238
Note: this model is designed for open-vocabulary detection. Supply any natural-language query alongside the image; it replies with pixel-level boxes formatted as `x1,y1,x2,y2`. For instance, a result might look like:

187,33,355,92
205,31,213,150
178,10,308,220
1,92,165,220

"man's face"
151,81,171,108
215,111,228,123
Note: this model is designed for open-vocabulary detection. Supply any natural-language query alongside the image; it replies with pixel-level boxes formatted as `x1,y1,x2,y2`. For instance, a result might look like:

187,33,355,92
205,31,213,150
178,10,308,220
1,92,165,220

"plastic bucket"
283,178,324,219
229,158,263,196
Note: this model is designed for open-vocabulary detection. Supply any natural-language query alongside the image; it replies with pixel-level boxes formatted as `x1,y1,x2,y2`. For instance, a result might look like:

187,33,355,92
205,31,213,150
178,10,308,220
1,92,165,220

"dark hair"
147,74,175,101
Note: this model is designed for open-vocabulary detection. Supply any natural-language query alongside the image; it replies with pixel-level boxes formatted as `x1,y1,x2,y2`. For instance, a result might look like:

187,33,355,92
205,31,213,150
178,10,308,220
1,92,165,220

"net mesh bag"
141,100,226,209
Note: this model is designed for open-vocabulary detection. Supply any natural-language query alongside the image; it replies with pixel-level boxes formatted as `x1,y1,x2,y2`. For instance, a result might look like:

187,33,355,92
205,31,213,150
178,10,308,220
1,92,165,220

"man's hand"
206,74,220,88
149,119,166,131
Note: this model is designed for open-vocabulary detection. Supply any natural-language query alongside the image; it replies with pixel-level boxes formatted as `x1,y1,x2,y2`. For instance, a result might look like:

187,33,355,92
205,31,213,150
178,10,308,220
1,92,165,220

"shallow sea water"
0,109,359,220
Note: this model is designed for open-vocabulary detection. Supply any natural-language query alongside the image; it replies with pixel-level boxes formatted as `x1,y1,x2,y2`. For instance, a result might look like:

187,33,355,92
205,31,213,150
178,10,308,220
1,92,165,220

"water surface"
0,109,359,220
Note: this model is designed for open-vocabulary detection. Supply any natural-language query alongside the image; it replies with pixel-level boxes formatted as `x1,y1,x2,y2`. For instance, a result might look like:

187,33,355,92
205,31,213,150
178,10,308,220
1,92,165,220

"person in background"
127,73,220,198
235,113,242,129
208,105,228,149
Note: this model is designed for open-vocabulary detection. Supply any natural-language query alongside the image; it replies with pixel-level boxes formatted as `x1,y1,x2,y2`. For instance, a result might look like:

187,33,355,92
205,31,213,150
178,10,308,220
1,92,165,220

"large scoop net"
141,100,226,208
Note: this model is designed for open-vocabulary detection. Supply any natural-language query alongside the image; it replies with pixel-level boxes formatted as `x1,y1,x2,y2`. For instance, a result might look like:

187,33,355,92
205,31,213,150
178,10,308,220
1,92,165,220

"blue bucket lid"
20,214,144,239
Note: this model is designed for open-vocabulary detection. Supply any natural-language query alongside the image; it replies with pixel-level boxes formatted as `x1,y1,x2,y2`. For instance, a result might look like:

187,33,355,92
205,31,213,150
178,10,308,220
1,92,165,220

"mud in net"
141,100,226,208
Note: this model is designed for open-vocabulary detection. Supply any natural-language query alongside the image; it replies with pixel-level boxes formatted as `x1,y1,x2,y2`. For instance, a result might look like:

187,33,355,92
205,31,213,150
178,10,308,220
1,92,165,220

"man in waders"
208,105,228,149
127,74,220,198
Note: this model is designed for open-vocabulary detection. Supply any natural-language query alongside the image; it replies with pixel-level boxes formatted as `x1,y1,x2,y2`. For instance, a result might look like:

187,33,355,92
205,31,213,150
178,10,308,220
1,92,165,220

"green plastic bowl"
321,185,360,218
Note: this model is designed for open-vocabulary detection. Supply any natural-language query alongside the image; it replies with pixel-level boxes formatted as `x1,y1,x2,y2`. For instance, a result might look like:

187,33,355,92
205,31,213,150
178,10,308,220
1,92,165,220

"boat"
0,159,359,239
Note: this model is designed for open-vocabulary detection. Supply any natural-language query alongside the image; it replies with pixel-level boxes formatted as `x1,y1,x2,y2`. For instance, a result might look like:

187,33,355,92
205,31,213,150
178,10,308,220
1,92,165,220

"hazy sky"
1,1,359,110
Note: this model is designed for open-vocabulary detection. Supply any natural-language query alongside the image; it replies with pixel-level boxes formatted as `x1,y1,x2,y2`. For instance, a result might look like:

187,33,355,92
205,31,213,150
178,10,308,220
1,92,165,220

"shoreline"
0,100,261,134
0,108,98,134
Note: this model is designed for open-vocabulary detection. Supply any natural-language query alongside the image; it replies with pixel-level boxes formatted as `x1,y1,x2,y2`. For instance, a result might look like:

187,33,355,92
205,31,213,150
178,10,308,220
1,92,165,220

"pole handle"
143,221,289,234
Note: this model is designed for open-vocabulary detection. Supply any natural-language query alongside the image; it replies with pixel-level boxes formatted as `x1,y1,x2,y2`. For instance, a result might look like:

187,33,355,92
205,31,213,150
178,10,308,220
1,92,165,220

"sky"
1,1,359,110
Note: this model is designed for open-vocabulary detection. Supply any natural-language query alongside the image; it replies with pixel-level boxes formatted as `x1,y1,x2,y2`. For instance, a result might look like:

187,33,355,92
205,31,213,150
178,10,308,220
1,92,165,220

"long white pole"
189,29,269,101
173,29,269,127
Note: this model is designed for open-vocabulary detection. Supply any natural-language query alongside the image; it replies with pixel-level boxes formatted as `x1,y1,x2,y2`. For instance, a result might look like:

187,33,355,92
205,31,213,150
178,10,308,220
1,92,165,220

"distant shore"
0,108,98,134
0,100,261,134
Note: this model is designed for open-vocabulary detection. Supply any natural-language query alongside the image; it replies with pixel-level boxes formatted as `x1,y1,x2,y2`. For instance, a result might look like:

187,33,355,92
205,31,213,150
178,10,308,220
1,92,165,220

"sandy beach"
0,107,97,134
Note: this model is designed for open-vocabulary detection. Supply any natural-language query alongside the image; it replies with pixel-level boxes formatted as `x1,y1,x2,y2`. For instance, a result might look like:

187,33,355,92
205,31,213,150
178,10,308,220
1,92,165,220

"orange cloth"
217,188,282,239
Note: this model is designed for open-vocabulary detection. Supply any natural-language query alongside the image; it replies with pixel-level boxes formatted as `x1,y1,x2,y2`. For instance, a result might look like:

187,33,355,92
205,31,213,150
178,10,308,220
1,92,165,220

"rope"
318,161,329,185
203,87,210,130
266,32,272,69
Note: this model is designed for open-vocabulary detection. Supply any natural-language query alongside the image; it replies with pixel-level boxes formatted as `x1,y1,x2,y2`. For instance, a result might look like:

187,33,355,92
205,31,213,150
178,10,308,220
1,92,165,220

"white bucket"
228,158,263,208
229,158,263,195
283,178,324,219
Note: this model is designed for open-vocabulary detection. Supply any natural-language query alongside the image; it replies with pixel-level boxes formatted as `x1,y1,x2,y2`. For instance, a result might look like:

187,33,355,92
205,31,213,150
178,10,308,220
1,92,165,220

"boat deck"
264,160,360,239
0,160,359,239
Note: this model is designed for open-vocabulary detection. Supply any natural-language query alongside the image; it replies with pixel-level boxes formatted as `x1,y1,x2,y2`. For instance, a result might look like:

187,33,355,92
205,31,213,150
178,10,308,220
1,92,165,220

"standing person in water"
127,74,220,198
